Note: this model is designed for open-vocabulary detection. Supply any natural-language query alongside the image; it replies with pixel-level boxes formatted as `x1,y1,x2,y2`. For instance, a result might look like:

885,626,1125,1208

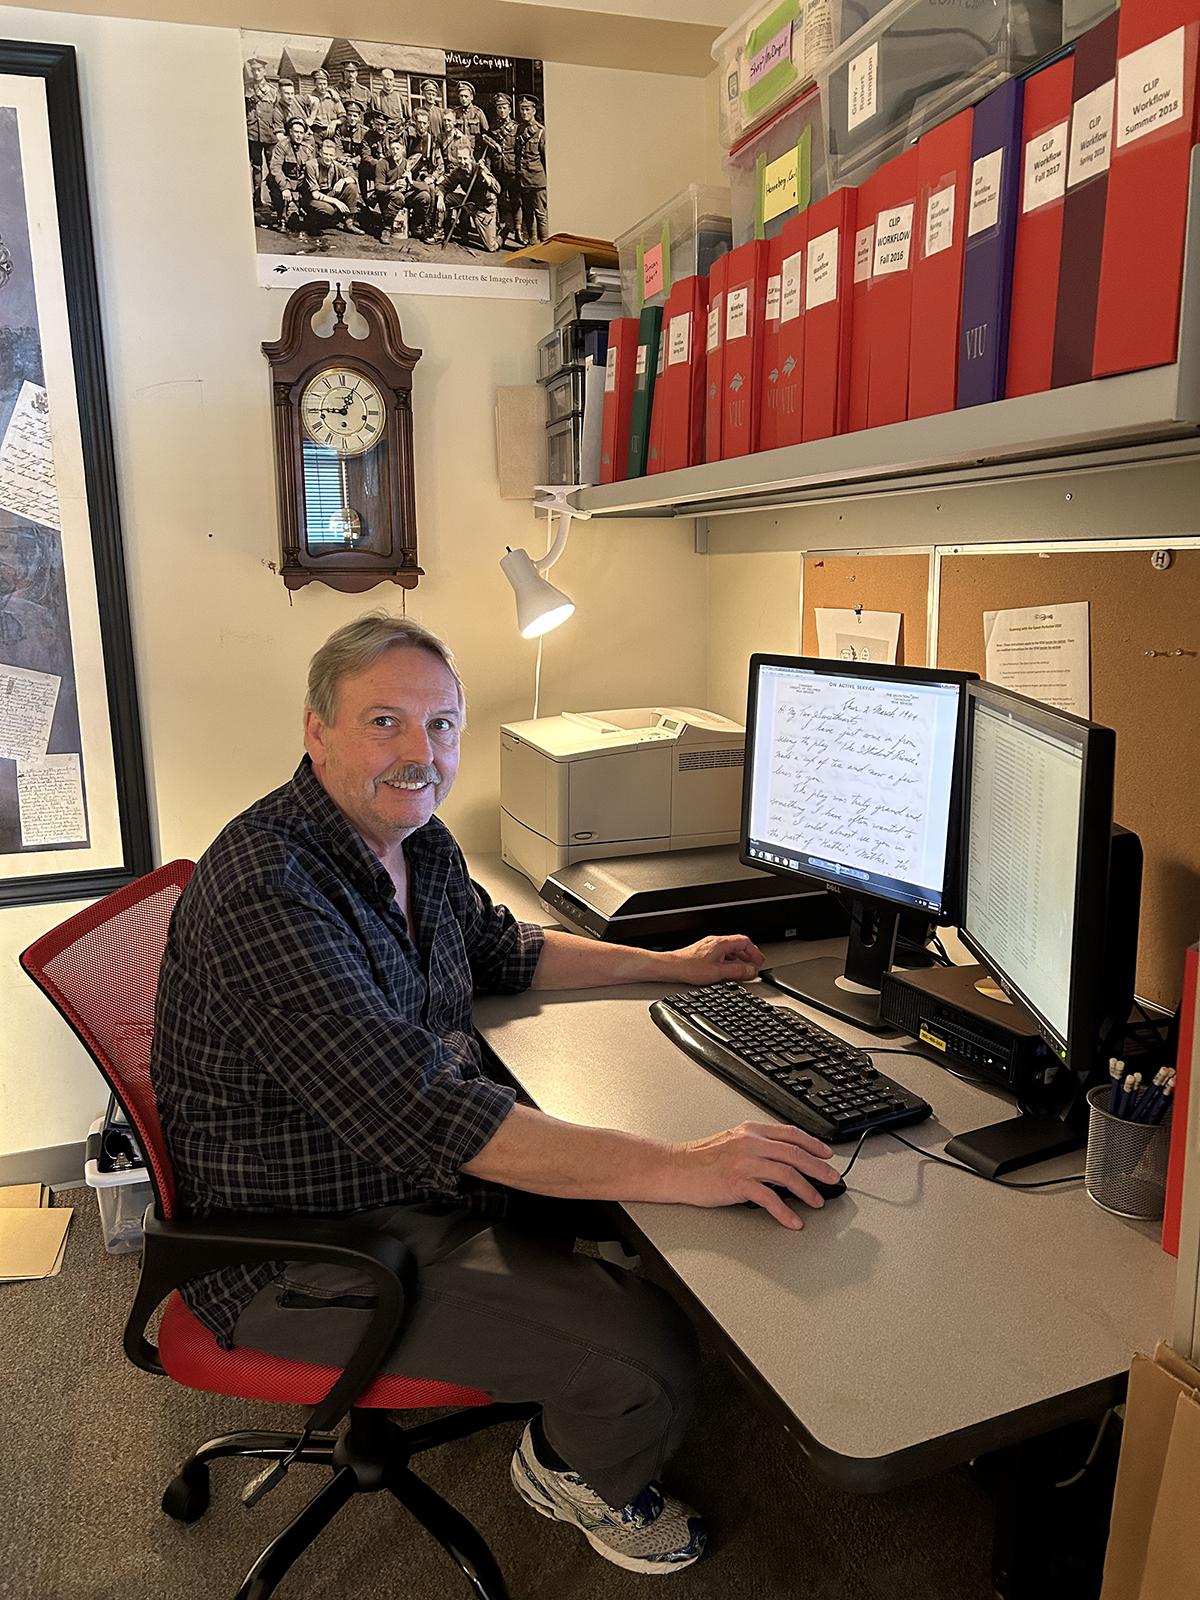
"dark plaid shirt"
151,757,544,1347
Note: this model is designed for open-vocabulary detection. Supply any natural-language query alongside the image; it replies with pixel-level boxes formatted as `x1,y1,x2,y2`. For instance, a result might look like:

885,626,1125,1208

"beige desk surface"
468,855,1176,1490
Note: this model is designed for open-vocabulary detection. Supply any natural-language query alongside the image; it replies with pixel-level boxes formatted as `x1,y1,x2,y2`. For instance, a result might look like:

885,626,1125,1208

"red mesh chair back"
19,860,194,1219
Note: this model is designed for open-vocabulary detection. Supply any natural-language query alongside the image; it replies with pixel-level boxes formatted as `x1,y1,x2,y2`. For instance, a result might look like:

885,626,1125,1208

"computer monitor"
740,654,975,1030
948,681,1141,1175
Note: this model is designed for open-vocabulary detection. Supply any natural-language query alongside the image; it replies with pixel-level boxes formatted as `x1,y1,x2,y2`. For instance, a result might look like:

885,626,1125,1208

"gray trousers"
231,1198,700,1508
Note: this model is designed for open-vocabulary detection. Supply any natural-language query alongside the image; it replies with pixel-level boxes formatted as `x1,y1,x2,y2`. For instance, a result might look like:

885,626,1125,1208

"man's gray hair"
305,612,466,725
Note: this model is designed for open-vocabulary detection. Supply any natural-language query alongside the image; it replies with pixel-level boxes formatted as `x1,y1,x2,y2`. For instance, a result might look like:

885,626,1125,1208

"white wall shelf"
572,156,1200,525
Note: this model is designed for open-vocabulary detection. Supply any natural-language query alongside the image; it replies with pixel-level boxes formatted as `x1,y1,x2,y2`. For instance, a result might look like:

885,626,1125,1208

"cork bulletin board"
936,548,1200,1009
800,552,932,665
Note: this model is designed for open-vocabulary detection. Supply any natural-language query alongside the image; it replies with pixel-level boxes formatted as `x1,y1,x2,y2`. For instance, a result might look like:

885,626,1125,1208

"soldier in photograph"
275,77,305,133
404,104,444,241
455,80,490,157
303,69,344,142
373,66,408,128
245,57,282,205
515,94,547,246
416,78,446,144
489,91,520,250
338,102,369,178
374,135,411,245
268,115,315,229
340,61,374,116
301,135,365,241
360,108,393,205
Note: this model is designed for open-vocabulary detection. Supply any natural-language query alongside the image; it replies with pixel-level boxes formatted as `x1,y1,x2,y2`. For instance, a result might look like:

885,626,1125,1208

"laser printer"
500,706,745,889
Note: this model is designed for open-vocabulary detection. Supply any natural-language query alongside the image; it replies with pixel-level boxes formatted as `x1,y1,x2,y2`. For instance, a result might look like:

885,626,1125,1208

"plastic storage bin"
615,184,732,314
85,1113,152,1254
713,0,842,148
818,0,1063,189
1062,0,1117,45
725,85,828,245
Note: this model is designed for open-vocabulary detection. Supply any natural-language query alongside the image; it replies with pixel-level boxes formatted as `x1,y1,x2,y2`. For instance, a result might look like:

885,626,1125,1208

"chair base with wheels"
19,862,538,1600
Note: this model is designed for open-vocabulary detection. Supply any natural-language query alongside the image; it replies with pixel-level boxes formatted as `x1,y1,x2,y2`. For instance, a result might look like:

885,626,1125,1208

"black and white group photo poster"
243,32,552,299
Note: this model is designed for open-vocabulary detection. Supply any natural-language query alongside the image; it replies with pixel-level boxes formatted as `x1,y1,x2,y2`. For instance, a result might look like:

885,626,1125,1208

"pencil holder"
1084,1085,1172,1220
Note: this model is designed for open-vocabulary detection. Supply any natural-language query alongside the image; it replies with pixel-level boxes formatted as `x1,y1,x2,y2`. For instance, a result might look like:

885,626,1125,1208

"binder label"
968,148,1004,238
765,273,783,321
924,184,956,258
848,42,878,132
668,312,691,365
643,244,665,300
781,253,803,322
1116,28,1187,149
604,346,617,393
635,344,648,377
1068,79,1115,188
872,204,914,276
707,297,722,352
763,148,799,223
726,286,750,342
656,341,666,376
1022,120,1069,212
806,228,839,309
854,224,875,282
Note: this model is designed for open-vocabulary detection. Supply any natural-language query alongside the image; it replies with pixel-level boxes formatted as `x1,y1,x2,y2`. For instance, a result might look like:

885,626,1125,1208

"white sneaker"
510,1421,707,1575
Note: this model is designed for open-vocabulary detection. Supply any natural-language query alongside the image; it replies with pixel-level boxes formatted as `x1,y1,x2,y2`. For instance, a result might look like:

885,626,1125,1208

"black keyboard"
650,983,931,1143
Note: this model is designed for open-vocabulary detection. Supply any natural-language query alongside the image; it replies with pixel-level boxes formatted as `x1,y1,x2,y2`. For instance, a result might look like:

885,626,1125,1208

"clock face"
300,368,387,456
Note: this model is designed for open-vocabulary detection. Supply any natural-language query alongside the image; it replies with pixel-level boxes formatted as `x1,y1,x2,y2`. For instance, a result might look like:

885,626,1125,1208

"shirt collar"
287,756,455,908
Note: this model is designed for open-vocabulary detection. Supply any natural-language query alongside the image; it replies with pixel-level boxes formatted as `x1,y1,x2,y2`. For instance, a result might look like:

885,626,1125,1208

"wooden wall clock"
262,280,423,592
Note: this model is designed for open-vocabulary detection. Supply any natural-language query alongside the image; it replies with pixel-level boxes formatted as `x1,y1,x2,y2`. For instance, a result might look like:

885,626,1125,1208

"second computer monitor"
741,654,974,1028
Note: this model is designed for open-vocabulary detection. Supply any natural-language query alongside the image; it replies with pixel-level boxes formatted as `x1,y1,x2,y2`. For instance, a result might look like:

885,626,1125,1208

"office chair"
20,861,536,1600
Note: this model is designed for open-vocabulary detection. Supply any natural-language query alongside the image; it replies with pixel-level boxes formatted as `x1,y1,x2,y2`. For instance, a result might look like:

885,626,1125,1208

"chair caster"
162,1460,211,1523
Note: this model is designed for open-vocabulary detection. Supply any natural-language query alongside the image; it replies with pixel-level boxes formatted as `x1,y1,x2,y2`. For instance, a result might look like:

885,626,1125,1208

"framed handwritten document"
0,42,150,907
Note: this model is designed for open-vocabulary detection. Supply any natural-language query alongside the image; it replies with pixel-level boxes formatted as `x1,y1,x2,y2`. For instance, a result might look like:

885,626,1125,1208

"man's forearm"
529,927,672,990
461,1102,679,1200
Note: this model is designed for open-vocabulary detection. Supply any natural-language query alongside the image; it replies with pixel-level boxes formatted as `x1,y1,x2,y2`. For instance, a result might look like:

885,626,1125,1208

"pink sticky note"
643,243,665,299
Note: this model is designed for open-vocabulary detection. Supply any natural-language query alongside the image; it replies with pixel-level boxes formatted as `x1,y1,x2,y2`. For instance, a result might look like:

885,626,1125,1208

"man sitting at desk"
152,613,840,1576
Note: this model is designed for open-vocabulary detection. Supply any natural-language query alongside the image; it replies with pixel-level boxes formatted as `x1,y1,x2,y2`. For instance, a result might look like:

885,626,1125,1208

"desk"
469,856,1174,1503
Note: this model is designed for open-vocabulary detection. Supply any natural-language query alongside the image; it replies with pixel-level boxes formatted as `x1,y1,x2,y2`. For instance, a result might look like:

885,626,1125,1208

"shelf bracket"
694,517,709,555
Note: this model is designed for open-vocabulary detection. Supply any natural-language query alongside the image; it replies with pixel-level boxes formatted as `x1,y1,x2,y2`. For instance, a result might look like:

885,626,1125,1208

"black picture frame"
0,40,151,907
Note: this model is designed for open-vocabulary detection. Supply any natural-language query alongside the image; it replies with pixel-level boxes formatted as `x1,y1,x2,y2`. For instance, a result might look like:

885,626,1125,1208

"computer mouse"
746,1174,848,1209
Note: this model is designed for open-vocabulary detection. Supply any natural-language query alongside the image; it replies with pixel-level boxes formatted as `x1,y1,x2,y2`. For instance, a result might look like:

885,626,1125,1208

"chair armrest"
126,1209,416,1438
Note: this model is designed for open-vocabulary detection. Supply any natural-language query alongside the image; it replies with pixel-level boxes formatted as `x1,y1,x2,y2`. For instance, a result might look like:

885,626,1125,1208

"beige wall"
0,7,711,1158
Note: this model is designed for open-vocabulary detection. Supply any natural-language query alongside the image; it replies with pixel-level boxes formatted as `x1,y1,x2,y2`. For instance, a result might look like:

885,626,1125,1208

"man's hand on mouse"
665,1121,841,1230
666,934,765,986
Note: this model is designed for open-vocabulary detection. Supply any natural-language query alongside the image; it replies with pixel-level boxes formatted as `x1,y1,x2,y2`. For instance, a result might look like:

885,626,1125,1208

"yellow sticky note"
763,148,798,223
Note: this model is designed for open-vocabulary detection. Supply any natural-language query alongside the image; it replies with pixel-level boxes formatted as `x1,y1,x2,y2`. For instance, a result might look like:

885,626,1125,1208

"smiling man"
152,613,839,1575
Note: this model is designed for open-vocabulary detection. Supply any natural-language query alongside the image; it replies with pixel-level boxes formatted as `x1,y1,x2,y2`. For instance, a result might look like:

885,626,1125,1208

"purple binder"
958,77,1024,407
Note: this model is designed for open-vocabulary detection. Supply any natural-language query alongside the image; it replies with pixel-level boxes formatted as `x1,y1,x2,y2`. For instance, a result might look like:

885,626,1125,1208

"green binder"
626,303,663,479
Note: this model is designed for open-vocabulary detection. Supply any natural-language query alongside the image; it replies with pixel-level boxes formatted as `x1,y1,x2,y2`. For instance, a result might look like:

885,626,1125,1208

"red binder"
1052,13,1120,389
909,109,973,419
847,173,878,433
599,317,640,485
704,254,728,463
1006,59,1074,398
757,235,786,454
765,213,808,451
655,274,708,473
802,187,857,443
865,148,920,428
1163,942,1198,1257
720,239,770,458
1094,2,1200,376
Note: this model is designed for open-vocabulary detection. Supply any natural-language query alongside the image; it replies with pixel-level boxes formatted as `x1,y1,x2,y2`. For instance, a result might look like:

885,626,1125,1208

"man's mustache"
380,764,441,786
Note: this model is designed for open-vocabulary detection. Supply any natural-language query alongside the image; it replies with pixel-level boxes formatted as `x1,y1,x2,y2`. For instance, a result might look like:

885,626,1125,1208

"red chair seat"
157,1292,494,1411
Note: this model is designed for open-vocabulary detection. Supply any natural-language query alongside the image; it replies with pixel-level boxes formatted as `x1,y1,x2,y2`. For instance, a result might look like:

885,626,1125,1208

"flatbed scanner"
538,846,848,948
500,705,745,889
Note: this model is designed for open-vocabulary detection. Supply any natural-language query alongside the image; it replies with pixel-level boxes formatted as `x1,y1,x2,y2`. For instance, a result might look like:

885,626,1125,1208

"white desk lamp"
501,486,590,714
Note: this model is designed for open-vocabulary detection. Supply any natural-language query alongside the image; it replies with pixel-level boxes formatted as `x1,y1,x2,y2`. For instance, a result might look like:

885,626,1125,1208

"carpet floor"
0,1189,996,1600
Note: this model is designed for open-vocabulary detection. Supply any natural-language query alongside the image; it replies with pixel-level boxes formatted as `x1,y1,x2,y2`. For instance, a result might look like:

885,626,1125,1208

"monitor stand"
760,895,900,1033
944,1110,1085,1179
